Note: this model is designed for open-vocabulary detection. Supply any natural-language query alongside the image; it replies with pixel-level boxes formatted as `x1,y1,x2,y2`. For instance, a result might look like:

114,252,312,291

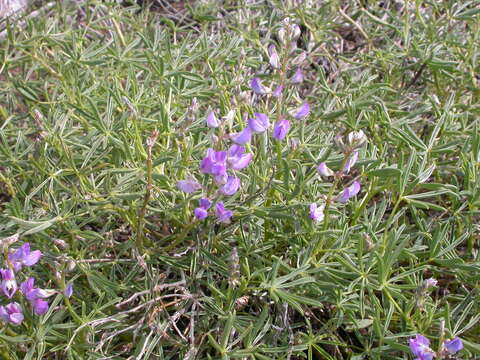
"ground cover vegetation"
0,0,479,358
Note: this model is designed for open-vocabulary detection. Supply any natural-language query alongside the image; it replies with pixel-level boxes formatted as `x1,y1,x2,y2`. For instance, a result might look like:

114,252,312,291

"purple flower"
8,243,42,272
0,269,17,298
0,303,23,325
32,298,49,315
220,176,241,196
206,111,220,128
343,151,358,174
317,162,334,177
443,337,463,354
248,113,269,133
20,277,46,301
227,145,252,170
200,148,227,176
273,119,290,140
231,127,252,145
309,203,325,223
409,335,435,360
177,178,202,193
215,202,233,224
291,68,304,84
293,103,310,120
64,283,74,298
273,85,284,98
251,77,267,95
337,181,361,203
194,198,211,220
268,45,280,69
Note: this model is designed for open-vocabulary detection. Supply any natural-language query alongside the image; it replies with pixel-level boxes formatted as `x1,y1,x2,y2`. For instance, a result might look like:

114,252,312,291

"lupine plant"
1,1,479,358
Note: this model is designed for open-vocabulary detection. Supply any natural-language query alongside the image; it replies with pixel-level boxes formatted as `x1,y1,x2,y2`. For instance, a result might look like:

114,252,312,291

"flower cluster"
310,130,367,223
176,19,315,223
0,242,50,325
409,334,463,360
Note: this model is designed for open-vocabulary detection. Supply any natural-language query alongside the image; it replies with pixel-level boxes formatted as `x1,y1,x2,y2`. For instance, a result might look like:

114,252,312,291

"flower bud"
347,130,367,149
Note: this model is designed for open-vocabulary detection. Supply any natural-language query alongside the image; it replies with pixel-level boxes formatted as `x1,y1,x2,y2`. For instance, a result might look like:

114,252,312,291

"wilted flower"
216,202,233,224
268,45,280,69
64,283,74,298
177,178,202,193
291,68,304,84
443,337,463,354
293,103,310,119
248,113,269,133
409,335,435,360
347,130,367,149
251,77,268,95
0,269,17,298
0,303,23,325
422,278,438,291
231,127,252,145
273,119,290,140
309,203,325,223
317,162,334,177
200,148,227,176
337,181,361,203
220,176,241,196
227,145,252,170
206,111,220,128
8,243,42,272
343,151,359,174
273,85,284,98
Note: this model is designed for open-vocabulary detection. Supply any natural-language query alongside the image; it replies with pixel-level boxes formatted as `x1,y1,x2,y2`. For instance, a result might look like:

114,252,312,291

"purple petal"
231,127,252,145
216,202,233,224
177,179,202,193
206,111,220,128
444,337,463,354
337,181,361,203
343,151,359,174
220,176,241,196
409,335,434,360
248,113,269,133
294,103,310,120
64,283,74,298
9,312,24,325
309,203,324,222
194,207,208,220
251,77,267,95
291,68,304,84
317,162,334,177
273,119,290,140
273,85,284,98
23,250,42,267
32,298,49,315
199,198,211,210
227,145,253,170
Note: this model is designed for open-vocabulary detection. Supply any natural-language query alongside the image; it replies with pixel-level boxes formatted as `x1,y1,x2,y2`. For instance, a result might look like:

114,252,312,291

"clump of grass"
0,0,479,358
